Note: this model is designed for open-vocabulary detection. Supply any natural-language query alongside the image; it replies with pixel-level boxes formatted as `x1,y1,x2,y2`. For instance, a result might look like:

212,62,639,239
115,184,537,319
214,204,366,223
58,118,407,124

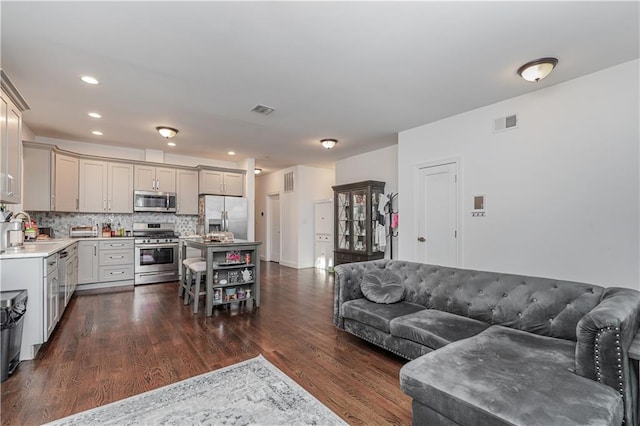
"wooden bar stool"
184,260,207,314
179,257,204,298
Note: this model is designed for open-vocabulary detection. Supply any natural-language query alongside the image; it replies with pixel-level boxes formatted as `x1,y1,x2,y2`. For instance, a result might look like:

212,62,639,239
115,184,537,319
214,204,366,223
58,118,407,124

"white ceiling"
2,1,638,173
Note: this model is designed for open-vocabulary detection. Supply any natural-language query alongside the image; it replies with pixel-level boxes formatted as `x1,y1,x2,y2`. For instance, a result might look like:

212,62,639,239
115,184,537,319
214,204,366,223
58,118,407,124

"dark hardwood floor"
1,262,412,425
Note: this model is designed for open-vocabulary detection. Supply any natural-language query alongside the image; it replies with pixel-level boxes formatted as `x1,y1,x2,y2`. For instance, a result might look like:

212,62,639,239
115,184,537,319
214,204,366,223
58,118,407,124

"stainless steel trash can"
1,289,28,382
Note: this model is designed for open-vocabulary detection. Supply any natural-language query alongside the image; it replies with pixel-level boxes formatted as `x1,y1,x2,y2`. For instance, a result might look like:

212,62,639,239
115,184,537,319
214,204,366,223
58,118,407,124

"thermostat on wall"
471,194,486,217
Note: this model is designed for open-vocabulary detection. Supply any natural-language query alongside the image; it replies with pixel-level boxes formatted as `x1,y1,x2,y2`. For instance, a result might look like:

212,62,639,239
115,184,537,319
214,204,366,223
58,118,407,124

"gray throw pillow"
360,269,405,304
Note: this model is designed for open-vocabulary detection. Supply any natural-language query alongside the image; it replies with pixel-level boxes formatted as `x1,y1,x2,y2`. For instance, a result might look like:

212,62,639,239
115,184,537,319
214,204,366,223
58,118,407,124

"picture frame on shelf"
228,270,239,283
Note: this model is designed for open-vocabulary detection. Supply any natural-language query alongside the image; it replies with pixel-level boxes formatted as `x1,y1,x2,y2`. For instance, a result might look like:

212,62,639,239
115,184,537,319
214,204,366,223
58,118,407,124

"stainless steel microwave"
133,191,177,212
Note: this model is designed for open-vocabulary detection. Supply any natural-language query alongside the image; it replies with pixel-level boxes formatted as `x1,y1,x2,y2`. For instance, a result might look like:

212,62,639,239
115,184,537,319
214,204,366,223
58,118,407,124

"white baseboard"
76,280,134,291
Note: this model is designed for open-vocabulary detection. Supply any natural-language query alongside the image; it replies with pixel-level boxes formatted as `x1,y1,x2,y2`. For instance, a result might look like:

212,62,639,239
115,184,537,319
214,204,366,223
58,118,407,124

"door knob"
417,237,426,242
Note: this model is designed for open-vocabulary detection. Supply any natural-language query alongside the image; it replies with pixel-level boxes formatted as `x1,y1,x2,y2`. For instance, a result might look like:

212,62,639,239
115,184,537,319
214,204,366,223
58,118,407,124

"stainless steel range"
133,222,179,285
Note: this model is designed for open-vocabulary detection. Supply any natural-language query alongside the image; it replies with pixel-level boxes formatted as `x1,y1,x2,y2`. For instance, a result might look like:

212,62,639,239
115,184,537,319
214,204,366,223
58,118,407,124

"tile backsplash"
29,212,198,237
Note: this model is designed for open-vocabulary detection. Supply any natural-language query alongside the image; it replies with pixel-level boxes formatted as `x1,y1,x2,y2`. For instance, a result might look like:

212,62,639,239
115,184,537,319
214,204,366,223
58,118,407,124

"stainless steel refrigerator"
197,195,248,240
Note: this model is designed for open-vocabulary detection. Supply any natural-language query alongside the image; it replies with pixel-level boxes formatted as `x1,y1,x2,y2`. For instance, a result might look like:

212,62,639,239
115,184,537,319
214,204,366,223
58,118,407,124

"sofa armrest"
333,259,389,328
576,287,640,425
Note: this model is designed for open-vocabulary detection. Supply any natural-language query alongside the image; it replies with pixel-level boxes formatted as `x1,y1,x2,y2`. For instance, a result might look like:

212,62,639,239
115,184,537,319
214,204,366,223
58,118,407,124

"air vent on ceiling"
493,114,518,133
251,104,275,116
284,171,294,192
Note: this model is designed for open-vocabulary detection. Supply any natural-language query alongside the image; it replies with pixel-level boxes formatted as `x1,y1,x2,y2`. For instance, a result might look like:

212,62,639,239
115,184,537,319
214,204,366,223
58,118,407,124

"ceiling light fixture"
254,168,262,175
517,57,558,82
167,142,176,147
320,139,338,149
228,151,235,156
88,112,102,118
156,126,178,138
81,75,99,85
92,130,103,136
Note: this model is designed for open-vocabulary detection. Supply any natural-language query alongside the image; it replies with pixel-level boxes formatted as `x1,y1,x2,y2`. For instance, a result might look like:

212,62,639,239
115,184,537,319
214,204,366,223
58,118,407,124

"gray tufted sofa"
334,259,640,425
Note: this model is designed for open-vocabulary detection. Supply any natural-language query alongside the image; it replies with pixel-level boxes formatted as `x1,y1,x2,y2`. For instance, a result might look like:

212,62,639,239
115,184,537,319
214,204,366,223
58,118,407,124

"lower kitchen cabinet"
0,248,77,360
78,240,99,284
77,238,134,289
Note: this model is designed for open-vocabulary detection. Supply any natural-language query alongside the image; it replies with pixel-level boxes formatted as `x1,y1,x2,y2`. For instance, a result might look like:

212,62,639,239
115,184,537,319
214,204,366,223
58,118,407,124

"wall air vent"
493,114,518,133
251,104,275,116
284,171,294,192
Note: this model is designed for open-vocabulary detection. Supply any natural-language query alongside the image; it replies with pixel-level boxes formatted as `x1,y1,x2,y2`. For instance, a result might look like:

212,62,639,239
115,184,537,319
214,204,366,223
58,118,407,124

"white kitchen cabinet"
54,153,79,212
176,169,199,215
78,240,99,284
0,73,28,205
134,165,176,192
79,159,133,213
22,143,54,211
44,254,59,341
199,170,244,196
78,239,134,288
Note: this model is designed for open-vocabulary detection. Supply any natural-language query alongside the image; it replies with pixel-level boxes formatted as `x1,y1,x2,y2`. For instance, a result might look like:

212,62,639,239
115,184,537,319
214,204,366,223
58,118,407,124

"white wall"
335,144,399,258
398,59,639,290
255,165,334,268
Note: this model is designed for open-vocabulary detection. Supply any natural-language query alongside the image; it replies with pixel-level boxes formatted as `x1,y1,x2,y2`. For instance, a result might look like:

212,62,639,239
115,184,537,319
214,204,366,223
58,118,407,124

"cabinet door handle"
76,198,79,209
152,178,156,190
110,255,124,259
108,200,112,211
156,179,160,190
110,271,125,275
94,246,97,256
110,243,125,247
103,200,107,211
417,237,426,242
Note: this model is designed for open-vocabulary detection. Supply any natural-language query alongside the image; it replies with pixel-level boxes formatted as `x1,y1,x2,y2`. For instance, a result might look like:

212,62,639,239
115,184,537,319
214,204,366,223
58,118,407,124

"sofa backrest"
384,261,604,341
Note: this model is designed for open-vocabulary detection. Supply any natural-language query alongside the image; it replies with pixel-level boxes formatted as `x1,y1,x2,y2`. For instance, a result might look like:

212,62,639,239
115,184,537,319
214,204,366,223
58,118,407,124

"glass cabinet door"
371,188,383,253
337,191,350,250
352,189,366,252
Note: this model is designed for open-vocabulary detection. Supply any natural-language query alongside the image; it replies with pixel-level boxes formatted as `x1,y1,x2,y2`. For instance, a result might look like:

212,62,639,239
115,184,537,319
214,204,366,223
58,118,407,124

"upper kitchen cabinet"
23,143,53,211
1,72,30,204
54,153,79,212
176,169,198,215
79,159,133,213
134,165,176,193
23,145,81,212
199,169,244,196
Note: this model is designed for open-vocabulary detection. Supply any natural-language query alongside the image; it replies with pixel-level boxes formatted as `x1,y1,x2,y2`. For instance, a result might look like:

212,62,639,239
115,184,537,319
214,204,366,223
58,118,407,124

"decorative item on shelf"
220,279,228,285
213,272,219,284
224,287,237,301
214,289,222,301
244,253,251,264
228,271,239,283
245,289,251,299
237,288,246,300
225,250,242,264
241,268,252,282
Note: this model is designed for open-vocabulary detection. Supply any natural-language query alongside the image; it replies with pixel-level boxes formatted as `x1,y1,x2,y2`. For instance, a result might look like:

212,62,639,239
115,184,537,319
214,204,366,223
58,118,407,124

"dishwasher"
57,247,75,308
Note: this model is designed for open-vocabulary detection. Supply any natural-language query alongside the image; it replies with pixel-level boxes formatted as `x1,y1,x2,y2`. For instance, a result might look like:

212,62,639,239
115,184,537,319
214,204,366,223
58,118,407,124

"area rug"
47,355,347,425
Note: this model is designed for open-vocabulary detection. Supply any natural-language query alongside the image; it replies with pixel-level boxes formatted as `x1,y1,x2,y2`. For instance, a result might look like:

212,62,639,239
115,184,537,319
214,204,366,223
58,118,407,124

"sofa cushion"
400,326,623,426
390,309,490,349
341,299,424,334
360,269,405,304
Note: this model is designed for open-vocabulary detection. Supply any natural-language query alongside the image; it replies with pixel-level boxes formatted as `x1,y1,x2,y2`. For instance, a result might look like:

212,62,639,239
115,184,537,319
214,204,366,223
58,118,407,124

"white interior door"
314,201,333,269
417,162,458,266
268,194,281,263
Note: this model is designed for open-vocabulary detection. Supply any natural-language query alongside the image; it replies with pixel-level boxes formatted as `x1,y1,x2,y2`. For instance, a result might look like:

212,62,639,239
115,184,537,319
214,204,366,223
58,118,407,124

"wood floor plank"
0,261,412,425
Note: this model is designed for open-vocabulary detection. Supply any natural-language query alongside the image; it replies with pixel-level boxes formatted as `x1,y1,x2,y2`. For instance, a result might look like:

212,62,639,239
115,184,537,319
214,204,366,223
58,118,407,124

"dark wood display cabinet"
333,180,386,265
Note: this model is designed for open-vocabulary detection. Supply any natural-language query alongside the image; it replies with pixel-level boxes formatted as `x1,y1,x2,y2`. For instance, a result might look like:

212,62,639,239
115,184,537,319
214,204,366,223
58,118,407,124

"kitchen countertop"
0,236,135,260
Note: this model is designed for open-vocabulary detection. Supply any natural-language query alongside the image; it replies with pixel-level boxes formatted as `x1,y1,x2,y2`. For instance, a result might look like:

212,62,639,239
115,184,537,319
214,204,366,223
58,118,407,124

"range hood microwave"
134,191,177,213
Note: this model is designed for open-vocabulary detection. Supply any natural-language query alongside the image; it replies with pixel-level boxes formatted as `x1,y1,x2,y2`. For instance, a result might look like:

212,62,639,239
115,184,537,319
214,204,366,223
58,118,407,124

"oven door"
134,243,179,274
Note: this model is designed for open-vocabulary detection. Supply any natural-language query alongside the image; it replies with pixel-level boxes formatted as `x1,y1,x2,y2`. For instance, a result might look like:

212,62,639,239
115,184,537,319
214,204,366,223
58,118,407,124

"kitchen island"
182,240,261,316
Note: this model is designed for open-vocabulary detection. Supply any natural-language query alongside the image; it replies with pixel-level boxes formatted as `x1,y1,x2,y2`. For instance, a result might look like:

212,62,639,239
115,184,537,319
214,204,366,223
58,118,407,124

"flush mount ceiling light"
88,112,101,118
254,168,262,175
92,130,103,136
320,139,338,149
167,142,176,147
81,75,99,85
228,151,236,156
156,126,178,138
517,57,559,82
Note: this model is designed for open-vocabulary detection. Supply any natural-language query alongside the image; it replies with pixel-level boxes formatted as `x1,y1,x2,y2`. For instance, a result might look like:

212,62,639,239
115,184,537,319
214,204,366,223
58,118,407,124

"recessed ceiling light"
228,151,235,155
88,112,102,119
254,168,262,175
92,131,103,136
81,75,99,85
167,142,176,147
